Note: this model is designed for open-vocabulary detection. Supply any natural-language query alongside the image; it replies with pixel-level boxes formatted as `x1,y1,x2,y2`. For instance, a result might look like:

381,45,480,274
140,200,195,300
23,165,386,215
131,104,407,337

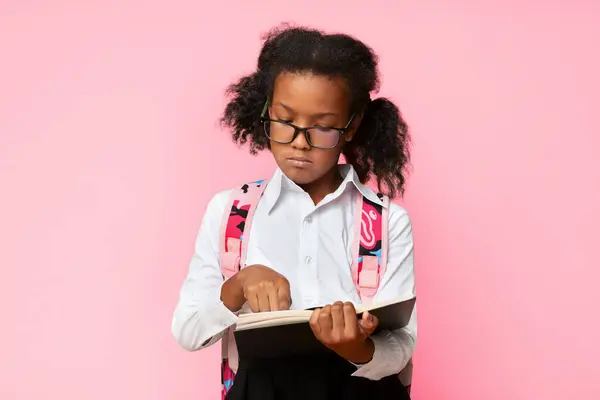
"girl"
172,24,416,400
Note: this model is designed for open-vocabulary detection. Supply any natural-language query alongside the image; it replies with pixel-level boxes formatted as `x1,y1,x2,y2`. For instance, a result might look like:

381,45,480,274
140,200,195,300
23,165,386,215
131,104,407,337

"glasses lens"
263,121,341,148
306,128,340,148
265,121,295,143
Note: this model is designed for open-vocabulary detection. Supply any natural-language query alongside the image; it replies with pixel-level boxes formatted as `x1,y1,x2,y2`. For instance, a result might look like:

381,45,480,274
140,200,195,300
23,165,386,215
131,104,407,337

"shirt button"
305,216,312,223
305,256,312,264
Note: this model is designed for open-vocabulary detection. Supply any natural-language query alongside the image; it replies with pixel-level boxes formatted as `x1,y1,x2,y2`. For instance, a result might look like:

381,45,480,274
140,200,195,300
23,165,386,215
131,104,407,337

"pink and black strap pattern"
352,193,388,303
219,180,269,280
220,179,269,399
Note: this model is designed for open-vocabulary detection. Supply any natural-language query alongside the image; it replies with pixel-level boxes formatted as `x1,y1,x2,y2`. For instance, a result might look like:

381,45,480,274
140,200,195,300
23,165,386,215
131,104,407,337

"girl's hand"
237,264,291,312
222,265,291,312
309,301,379,364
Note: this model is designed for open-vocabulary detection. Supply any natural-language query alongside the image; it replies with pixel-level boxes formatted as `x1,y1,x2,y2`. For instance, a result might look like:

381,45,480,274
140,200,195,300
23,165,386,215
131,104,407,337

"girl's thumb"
358,311,378,336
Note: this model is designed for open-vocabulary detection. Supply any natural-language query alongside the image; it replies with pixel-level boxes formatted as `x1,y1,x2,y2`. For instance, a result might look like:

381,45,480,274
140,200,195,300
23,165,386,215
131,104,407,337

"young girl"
172,25,416,400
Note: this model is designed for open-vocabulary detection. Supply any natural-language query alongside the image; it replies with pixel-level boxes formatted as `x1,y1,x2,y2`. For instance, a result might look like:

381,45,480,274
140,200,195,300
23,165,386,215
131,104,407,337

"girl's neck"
299,166,344,205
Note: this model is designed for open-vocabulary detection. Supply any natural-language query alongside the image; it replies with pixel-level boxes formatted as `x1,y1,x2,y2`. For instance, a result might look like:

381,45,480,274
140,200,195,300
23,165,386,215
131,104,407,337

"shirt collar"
261,164,385,213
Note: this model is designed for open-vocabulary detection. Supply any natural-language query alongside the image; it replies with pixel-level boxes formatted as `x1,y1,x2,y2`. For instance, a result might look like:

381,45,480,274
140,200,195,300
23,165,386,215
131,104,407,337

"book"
233,296,416,359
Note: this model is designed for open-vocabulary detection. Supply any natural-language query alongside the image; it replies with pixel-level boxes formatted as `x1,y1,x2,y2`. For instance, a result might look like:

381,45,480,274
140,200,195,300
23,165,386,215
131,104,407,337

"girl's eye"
311,124,335,131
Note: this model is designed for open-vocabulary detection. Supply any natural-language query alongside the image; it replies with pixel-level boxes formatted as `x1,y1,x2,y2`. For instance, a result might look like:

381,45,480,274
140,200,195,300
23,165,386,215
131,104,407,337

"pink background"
1,1,599,399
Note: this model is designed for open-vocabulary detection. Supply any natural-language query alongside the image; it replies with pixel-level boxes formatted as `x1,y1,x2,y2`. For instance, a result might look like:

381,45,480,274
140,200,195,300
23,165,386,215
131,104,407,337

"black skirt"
225,352,411,400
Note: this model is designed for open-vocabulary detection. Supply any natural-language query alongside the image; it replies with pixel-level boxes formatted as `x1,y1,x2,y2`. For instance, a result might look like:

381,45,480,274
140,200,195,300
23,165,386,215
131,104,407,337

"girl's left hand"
309,301,379,364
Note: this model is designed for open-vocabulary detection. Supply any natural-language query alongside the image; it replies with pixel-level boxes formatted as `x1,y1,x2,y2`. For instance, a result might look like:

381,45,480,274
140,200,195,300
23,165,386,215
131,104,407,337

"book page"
234,295,415,331
356,296,412,314
235,315,313,330
235,309,313,330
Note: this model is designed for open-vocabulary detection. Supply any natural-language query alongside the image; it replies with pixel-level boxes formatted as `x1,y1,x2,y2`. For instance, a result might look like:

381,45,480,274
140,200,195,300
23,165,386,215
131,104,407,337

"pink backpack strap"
219,179,269,279
351,192,389,303
218,179,268,399
351,192,413,393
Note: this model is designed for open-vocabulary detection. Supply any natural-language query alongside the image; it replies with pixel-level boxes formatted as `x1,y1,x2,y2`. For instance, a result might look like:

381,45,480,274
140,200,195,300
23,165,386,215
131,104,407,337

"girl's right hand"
222,264,291,313
239,265,291,312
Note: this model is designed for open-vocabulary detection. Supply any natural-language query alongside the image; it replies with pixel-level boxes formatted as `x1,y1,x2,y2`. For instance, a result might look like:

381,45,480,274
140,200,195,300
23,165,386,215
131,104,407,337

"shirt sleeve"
171,189,239,352
352,203,417,380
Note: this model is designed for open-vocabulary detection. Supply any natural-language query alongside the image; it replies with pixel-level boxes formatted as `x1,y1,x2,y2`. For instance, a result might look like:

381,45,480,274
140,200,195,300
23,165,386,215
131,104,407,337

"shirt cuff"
199,285,239,348
351,331,401,380
209,299,239,333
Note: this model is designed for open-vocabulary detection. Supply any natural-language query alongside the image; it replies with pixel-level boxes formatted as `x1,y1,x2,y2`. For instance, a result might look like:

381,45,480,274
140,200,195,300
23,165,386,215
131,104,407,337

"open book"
233,296,416,359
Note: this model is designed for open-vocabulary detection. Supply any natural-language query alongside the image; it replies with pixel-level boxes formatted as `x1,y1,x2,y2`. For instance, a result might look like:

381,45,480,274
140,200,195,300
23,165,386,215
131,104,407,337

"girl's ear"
345,111,363,142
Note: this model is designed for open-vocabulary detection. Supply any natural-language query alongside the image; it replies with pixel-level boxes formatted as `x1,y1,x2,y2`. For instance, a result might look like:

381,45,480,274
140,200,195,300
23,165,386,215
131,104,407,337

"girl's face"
267,72,358,188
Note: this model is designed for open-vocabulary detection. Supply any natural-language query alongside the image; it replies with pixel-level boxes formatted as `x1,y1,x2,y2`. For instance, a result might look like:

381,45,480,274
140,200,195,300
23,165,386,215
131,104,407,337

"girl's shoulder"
201,188,234,225
208,188,234,206
357,183,411,222
384,200,413,241
200,182,268,240
387,200,410,221
204,178,267,218
205,188,233,209
360,184,412,230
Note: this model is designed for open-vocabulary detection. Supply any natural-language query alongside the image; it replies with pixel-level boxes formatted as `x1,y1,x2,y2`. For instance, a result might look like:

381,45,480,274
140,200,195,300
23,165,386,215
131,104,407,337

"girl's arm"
351,204,417,380
171,190,239,351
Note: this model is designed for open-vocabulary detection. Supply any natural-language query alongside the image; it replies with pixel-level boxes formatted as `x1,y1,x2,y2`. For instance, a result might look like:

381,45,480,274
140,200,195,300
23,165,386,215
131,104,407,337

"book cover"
233,296,415,359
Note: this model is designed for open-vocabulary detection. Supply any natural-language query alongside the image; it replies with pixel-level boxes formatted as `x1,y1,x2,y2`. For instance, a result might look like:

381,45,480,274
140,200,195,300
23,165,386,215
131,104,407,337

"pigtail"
221,72,269,154
343,97,411,198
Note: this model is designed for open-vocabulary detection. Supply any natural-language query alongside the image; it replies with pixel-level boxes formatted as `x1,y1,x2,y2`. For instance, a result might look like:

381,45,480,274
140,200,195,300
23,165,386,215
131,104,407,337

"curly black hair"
221,24,411,198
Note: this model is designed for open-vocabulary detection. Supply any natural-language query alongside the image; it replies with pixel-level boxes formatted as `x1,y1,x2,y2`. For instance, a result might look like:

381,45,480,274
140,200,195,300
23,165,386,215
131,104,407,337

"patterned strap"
219,180,269,279
351,192,389,303
219,179,269,400
351,193,413,391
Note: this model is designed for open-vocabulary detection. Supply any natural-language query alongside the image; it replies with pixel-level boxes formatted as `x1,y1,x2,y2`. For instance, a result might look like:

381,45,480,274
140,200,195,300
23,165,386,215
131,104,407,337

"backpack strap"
351,193,413,392
219,179,269,279
351,192,389,303
218,179,268,400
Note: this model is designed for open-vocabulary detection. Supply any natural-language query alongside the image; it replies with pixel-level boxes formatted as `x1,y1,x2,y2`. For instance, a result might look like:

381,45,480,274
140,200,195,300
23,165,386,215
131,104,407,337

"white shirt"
172,165,417,381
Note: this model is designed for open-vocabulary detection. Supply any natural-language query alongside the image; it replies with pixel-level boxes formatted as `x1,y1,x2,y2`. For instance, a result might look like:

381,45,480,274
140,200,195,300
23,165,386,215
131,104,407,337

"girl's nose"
291,129,310,150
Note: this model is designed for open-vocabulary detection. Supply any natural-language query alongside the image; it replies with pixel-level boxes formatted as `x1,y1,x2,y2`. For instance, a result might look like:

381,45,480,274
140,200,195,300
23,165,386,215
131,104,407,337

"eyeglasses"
260,102,355,149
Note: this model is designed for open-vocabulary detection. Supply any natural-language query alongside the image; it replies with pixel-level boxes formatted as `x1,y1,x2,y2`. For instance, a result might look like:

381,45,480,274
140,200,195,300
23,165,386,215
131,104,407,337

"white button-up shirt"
172,165,417,381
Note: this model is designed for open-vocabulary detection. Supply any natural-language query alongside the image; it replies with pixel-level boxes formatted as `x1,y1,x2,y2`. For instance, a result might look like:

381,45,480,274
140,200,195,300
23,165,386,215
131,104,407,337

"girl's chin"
280,166,317,185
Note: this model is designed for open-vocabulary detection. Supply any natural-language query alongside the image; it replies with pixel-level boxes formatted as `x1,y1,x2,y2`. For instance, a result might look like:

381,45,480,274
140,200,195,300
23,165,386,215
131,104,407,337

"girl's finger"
358,311,379,337
267,285,279,311
309,308,322,335
247,292,260,313
257,290,270,312
319,305,334,334
342,302,358,337
330,302,345,333
276,281,291,310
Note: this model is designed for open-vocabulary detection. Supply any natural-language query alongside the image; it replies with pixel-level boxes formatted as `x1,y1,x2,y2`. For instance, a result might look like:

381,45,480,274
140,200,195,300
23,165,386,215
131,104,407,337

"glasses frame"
259,101,355,149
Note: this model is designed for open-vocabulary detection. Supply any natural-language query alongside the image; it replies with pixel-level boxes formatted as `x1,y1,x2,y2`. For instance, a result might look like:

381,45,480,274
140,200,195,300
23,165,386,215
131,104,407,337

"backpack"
218,179,413,399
